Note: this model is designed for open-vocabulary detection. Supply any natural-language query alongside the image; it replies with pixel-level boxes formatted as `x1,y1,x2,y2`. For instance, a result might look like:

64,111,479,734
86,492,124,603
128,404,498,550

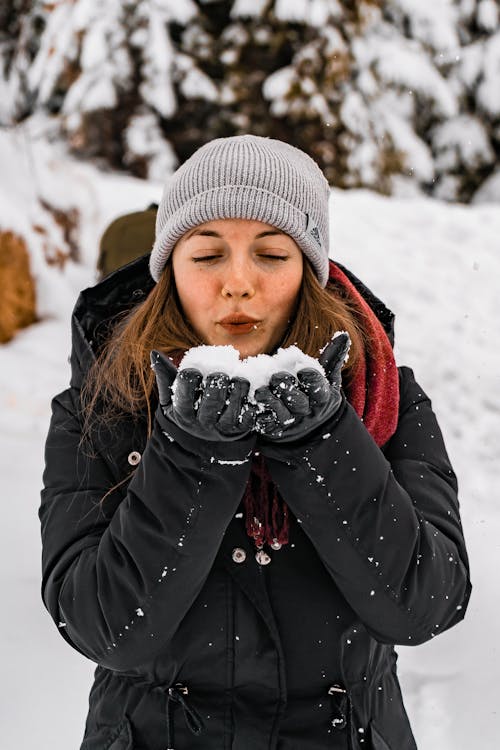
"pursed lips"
218,314,261,334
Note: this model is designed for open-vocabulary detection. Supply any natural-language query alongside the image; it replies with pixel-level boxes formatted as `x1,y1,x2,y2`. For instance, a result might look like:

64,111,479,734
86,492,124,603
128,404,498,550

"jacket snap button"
127,451,142,466
232,547,246,564
255,549,271,566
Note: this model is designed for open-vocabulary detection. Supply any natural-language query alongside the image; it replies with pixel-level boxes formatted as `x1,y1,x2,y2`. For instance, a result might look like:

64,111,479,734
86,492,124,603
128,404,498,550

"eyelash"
192,254,287,263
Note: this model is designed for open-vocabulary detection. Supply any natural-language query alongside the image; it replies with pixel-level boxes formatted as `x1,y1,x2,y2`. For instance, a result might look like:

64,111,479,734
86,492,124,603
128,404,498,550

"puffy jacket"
39,254,472,750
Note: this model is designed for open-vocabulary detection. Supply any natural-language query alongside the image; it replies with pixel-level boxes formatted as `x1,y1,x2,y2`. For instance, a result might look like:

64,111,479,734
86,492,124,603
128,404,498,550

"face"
171,219,304,358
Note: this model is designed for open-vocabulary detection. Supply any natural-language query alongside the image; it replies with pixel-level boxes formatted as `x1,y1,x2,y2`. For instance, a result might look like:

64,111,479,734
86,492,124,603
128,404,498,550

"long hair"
80,259,373,443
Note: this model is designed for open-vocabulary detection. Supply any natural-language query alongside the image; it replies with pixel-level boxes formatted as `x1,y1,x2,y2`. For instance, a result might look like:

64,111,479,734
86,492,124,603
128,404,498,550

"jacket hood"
70,253,154,388
69,253,395,389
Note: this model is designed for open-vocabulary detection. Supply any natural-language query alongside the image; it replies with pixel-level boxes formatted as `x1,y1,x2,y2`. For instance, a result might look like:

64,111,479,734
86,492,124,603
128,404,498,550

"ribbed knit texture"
150,135,331,286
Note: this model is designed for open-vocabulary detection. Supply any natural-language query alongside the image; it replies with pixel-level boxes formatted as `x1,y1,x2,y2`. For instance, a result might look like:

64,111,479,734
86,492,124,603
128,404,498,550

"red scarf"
243,261,400,551
327,261,399,448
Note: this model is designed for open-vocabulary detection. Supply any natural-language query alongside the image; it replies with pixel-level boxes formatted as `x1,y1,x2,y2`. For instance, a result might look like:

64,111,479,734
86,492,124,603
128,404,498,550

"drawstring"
162,683,204,750
328,684,349,731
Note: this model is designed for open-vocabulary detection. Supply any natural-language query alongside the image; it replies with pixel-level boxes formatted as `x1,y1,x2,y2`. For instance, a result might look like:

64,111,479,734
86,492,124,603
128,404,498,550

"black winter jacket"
40,254,472,750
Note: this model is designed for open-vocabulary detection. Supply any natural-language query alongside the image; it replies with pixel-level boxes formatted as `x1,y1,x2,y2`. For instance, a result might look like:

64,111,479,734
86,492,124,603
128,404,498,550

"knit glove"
150,350,256,441
254,333,351,443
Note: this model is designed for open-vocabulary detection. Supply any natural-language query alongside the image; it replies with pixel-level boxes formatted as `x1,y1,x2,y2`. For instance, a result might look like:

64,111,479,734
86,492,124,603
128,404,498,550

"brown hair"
80,259,372,443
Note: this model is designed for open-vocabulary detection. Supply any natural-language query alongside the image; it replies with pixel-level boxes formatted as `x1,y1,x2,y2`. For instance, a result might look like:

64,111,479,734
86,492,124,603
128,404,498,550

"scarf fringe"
243,454,289,548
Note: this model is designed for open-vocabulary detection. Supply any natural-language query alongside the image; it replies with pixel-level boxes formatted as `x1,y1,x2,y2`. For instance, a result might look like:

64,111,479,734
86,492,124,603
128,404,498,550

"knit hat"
149,135,331,286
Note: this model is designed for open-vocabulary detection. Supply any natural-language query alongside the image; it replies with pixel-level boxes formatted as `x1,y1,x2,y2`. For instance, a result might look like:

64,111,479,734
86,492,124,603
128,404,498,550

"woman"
40,135,471,750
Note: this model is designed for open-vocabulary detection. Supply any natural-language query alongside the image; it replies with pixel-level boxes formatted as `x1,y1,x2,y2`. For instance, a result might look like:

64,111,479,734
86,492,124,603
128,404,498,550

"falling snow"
0,132,497,750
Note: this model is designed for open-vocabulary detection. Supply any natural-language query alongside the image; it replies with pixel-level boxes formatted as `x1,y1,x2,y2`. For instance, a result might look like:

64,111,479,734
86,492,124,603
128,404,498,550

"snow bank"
1,142,499,749
0,123,161,326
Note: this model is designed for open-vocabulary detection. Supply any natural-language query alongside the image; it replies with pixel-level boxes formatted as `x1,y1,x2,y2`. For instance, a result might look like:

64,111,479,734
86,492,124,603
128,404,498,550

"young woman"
40,135,471,750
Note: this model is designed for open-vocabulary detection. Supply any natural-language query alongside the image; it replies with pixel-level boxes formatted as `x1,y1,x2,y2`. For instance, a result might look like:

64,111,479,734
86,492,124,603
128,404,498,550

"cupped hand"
254,332,351,442
150,350,255,442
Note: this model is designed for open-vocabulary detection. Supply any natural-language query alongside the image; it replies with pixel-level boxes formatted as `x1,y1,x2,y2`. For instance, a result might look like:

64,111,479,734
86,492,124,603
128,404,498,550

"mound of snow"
178,343,327,399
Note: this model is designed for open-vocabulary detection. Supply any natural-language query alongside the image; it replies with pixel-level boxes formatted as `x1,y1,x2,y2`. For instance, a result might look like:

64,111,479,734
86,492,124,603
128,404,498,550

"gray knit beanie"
149,135,331,287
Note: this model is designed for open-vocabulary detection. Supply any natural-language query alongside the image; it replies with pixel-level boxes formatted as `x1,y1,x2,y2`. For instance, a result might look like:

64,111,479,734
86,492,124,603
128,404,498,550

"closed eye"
192,255,222,263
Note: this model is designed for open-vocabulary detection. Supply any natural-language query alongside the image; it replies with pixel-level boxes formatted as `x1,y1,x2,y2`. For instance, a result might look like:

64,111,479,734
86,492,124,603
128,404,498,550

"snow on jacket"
39,254,472,750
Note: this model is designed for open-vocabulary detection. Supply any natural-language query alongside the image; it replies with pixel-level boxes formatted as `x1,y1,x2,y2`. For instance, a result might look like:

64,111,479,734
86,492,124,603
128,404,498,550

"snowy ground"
0,150,499,749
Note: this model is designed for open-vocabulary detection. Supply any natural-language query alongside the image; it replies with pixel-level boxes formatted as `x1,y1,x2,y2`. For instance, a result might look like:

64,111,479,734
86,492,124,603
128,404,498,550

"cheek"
268,275,302,317
176,276,215,319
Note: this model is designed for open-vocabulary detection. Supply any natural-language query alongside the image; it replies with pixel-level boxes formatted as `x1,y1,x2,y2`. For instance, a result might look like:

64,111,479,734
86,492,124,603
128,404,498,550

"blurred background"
0,1,499,748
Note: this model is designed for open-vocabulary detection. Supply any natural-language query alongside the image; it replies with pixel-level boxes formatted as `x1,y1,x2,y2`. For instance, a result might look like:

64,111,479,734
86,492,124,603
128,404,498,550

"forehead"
182,218,287,242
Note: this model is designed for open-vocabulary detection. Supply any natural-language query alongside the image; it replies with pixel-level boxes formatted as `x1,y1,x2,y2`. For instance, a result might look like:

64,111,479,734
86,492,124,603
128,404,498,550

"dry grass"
0,231,37,344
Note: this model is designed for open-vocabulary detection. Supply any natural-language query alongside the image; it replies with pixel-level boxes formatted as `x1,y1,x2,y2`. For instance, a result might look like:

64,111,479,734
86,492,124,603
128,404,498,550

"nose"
221,259,256,299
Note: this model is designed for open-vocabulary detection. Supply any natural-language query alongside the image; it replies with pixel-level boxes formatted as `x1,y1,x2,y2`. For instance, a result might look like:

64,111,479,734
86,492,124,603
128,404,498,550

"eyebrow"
185,228,286,240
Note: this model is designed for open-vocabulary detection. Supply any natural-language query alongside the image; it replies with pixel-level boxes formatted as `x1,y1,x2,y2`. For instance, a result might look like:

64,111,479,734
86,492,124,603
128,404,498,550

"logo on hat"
305,213,322,249
309,225,321,247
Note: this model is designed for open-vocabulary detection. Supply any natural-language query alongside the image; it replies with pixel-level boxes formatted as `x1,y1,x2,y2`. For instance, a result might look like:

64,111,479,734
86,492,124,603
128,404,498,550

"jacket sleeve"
39,387,255,671
260,366,472,646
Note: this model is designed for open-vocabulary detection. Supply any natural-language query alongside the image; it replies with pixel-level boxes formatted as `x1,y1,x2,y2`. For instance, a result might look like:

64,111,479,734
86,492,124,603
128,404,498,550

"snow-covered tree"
142,0,405,191
2,0,195,176
434,0,500,202
2,0,499,201
0,0,43,124
380,0,499,202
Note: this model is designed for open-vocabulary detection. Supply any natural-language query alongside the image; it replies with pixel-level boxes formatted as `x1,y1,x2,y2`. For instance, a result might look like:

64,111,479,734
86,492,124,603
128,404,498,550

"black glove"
254,333,351,442
150,350,255,442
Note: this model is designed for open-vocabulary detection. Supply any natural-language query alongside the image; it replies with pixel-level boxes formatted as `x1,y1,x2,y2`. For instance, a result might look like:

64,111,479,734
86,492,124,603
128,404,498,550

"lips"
219,314,260,335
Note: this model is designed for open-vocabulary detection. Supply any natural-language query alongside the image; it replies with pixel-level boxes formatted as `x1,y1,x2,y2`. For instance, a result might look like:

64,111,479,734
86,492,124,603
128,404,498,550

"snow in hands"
177,343,331,401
